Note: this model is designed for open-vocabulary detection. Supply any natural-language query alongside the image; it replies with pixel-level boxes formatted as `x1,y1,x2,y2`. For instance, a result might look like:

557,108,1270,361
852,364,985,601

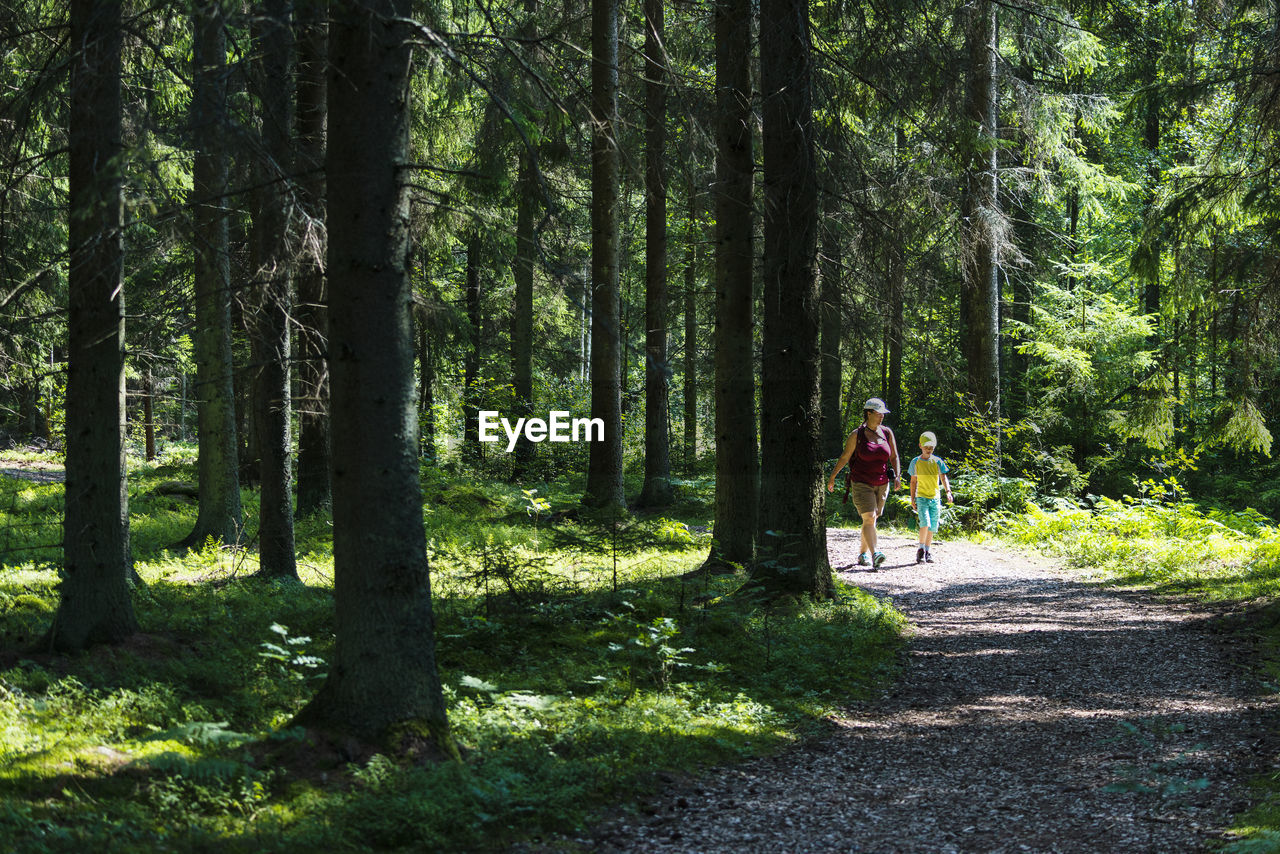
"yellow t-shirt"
909,455,948,499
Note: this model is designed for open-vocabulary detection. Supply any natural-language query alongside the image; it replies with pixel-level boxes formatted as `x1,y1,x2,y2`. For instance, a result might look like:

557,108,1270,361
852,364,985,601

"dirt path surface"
0,461,64,484
571,530,1278,853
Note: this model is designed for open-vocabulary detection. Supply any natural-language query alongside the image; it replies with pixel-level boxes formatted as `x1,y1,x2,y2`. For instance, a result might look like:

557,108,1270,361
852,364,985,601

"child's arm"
909,475,919,511
941,471,953,503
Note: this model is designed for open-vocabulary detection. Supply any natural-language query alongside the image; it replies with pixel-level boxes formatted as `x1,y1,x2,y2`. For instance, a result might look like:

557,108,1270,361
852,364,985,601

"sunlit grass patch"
999,498,1280,601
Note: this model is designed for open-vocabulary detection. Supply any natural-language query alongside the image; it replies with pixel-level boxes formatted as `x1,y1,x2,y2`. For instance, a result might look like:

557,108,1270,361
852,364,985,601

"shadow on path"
585,530,1278,853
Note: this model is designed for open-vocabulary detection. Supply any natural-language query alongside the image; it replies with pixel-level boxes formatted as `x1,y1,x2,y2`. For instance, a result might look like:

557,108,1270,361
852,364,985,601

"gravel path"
0,461,64,484
572,530,1278,853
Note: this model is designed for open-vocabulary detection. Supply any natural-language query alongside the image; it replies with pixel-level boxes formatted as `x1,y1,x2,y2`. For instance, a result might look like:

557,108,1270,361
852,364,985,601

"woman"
826,397,901,568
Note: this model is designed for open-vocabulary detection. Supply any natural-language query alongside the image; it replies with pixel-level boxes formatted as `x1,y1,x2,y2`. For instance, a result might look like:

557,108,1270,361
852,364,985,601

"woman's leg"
860,510,878,556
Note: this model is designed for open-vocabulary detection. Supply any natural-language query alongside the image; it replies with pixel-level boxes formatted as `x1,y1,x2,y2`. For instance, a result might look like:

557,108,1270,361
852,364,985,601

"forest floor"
544,530,1280,853
0,459,63,484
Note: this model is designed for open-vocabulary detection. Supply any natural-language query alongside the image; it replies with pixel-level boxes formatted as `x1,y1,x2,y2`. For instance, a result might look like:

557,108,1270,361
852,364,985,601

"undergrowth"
0,450,904,852
998,494,1280,601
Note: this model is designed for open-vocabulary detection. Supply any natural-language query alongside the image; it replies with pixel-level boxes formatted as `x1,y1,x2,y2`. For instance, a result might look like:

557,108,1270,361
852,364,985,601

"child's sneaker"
858,552,871,567
924,550,935,563
915,546,925,564
873,550,887,568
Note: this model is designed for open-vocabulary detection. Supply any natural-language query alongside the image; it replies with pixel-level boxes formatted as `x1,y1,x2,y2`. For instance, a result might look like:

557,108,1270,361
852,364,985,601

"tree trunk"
1142,21,1161,326
753,0,832,599
463,234,482,464
416,281,437,459
49,0,138,651
960,0,1001,433
18,382,49,441
180,0,243,549
294,0,331,517
704,0,757,571
583,0,625,509
683,183,699,473
886,240,904,418
294,0,454,753
511,157,536,474
637,0,671,507
510,0,539,476
249,0,297,579
819,212,843,456
142,371,156,461
1007,146,1036,423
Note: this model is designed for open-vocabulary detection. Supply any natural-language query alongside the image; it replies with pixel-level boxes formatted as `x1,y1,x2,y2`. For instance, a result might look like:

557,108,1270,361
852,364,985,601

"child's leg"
920,499,939,547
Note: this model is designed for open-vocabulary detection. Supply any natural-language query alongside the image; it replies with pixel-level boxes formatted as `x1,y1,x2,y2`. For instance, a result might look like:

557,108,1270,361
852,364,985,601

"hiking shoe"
873,550,887,568
925,551,935,563
915,546,925,564
858,552,871,567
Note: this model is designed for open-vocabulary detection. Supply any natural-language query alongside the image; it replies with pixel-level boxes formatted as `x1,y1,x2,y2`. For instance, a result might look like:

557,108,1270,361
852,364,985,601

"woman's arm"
885,427,902,491
826,430,859,492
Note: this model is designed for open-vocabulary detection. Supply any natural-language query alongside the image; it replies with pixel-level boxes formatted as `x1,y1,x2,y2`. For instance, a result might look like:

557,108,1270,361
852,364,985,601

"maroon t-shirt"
848,425,891,486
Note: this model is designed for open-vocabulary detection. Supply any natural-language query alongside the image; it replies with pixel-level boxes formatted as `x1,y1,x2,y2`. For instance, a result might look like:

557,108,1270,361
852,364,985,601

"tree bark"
294,0,331,517
180,0,243,549
294,0,453,753
1142,15,1161,326
463,233,483,464
960,0,1001,431
416,268,437,459
704,0,757,571
510,0,538,476
142,371,156,461
819,212,843,456
49,0,138,651
511,156,536,474
753,0,831,598
637,0,672,507
583,0,625,509
683,183,699,473
249,0,298,579
886,240,904,417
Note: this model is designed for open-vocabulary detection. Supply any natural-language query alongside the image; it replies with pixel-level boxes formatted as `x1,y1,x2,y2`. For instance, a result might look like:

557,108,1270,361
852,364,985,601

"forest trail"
0,460,64,484
572,531,1279,853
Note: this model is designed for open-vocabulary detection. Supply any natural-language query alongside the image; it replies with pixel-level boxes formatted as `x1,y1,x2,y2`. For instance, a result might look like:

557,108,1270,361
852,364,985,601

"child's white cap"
919,431,937,448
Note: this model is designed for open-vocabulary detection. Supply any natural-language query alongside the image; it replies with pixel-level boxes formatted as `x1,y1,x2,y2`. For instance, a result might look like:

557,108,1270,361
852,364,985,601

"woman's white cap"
863,397,890,414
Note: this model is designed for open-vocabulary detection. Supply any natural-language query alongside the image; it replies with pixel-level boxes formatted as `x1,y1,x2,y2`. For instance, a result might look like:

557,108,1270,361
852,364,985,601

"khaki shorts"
849,480,888,517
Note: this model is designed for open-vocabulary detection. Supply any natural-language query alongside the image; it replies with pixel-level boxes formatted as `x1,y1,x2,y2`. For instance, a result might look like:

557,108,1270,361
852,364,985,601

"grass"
997,495,1280,600
995,493,1280,852
0,449,905,852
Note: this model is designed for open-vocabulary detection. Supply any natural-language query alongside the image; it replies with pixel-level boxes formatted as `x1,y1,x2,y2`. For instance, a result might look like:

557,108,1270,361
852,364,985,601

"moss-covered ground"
0,448,904,852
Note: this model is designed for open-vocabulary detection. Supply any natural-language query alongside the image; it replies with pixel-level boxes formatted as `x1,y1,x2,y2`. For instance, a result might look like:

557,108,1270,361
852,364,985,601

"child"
908,431,952,563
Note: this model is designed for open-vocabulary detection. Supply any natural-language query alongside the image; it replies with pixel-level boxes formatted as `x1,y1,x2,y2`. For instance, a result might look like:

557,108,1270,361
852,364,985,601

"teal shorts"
917,497,942,532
